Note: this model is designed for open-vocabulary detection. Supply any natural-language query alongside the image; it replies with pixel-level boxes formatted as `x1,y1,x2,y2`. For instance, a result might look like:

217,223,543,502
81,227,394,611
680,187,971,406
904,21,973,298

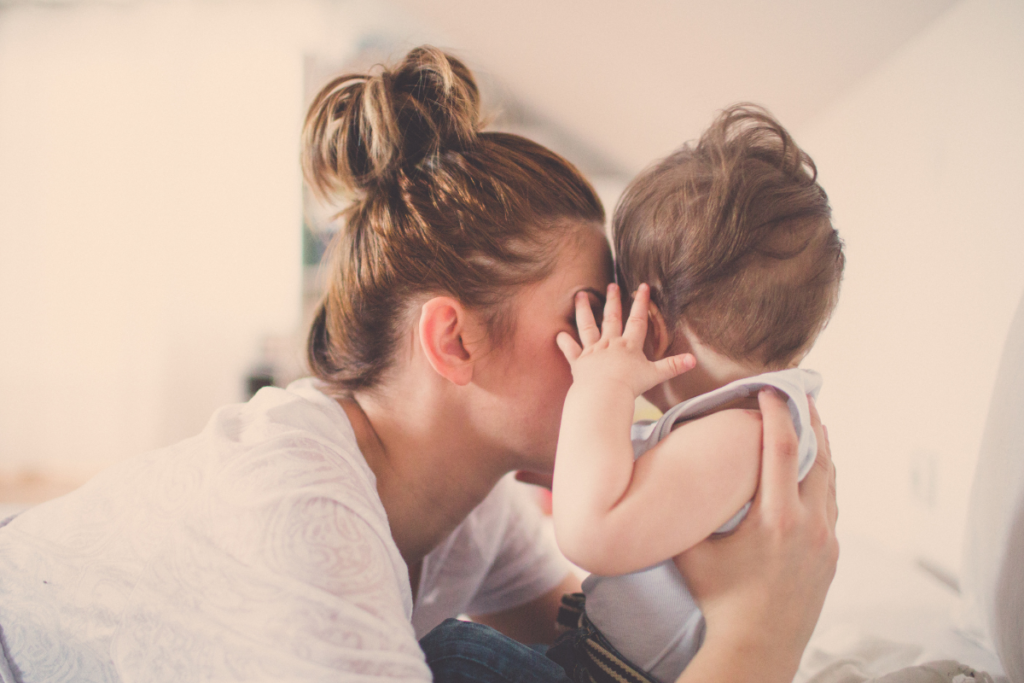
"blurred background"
0,0,1022,586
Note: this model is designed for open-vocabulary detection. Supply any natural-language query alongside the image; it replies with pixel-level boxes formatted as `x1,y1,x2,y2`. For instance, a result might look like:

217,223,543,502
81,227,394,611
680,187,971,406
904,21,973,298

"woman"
0,47,837,683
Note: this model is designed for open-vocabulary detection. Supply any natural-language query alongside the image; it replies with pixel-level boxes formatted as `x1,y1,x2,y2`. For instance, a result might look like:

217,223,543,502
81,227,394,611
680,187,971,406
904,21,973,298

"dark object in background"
244,367,276,400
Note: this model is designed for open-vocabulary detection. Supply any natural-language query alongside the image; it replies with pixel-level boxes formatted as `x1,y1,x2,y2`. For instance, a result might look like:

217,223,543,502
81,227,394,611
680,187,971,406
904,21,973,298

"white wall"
799,0,1024,574
0,2,326,478
0,0,593,487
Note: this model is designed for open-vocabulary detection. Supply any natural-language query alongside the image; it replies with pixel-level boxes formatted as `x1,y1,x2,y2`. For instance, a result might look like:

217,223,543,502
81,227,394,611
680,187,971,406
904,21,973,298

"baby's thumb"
653,353,696,384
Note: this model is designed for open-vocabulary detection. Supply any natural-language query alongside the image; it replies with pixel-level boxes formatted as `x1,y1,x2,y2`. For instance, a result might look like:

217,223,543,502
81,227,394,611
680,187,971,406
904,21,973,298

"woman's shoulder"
178,382,408,600
204,378,370,480
238,377,361,456
200,378,387,518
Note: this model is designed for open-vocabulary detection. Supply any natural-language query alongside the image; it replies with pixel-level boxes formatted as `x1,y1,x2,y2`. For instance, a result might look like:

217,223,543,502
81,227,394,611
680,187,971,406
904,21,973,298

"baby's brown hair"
613,104,844,368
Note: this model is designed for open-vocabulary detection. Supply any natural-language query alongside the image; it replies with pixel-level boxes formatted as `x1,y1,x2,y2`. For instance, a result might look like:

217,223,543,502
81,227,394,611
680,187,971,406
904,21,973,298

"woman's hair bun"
302,46,481,198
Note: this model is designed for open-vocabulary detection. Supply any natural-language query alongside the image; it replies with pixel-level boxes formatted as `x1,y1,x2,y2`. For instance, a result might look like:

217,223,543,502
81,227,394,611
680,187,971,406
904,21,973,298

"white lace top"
0,378,569,683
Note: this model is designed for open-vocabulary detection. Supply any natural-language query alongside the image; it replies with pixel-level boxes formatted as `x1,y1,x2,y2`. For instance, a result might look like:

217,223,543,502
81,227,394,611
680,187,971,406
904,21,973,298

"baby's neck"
645,345,780,414
646,367,756,413
643,324,806,413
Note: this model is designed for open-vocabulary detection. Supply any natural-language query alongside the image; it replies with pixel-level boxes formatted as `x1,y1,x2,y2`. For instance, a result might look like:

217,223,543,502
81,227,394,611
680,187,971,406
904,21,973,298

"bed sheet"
797,529,1007,682
0,503,27,523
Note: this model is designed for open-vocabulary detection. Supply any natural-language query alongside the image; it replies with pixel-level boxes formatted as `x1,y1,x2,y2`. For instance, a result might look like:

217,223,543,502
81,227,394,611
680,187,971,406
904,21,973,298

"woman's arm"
672,388,838,683
553,283,759,575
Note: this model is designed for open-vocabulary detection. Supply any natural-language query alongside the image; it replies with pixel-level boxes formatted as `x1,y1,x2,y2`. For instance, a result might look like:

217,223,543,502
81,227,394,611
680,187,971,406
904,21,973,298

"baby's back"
581,368,821,683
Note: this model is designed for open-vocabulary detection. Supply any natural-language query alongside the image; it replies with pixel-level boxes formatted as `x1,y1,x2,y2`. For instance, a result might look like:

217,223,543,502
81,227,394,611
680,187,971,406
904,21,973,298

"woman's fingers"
829,458,838,528
756,387,801,515
574,291,601,347
820,422,838,528
555,331,582,362
623,283,651,344
800,397,833,518
601,283,623,340
673,392,839,681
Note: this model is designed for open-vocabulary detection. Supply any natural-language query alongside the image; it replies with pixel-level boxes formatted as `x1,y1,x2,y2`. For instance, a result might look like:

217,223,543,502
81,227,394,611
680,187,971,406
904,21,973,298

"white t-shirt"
0,378,570,683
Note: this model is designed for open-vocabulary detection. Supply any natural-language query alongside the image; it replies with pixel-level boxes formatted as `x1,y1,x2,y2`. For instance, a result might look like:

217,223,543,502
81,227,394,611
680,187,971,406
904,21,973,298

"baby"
548,104,845,683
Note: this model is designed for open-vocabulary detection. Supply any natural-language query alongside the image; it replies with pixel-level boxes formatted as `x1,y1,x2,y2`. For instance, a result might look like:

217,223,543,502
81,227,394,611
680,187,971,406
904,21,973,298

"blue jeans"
419,619,572,683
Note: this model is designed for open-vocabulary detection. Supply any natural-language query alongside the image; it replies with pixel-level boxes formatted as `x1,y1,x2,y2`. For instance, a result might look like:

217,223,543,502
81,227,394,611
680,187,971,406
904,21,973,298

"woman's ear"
418,297,476,386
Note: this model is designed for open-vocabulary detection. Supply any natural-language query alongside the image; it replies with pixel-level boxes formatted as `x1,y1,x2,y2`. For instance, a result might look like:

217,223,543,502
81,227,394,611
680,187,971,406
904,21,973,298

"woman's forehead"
522,230,612,308
566,225,613,275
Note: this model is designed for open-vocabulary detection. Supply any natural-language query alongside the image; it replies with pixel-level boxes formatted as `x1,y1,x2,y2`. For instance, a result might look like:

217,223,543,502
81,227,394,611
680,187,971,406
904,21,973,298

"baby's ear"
644,302,674,361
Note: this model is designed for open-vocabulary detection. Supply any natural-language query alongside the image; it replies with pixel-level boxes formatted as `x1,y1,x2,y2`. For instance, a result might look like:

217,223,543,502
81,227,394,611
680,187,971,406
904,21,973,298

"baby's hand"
556,283,695,398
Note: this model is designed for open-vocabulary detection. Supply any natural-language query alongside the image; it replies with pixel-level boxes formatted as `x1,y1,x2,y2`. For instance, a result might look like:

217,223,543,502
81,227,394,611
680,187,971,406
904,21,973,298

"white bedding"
796,287,1024,683
798,528,1006,682
0,504,26,523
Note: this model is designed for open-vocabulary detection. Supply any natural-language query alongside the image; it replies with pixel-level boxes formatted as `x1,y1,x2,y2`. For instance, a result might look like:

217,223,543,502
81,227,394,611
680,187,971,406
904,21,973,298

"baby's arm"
552,284,762,576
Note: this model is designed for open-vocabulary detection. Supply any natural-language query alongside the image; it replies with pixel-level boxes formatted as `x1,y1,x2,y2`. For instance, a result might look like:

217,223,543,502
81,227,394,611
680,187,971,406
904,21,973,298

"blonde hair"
302,46,604,393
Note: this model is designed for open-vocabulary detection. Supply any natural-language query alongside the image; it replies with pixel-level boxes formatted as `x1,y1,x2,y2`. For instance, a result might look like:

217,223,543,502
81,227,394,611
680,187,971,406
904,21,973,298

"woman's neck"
339,385,507,570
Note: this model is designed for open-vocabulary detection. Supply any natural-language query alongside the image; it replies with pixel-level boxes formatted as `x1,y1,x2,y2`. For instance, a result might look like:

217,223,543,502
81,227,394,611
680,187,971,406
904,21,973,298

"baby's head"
614,104,845,402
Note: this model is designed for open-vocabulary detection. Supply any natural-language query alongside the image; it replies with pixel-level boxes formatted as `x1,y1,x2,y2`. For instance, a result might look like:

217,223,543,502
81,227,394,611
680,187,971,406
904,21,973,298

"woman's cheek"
545,344,576,407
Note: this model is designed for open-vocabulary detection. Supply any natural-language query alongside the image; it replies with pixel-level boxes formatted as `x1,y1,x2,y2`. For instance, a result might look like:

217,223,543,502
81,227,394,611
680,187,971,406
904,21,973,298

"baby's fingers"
623,283,653,344
651,353,696,385
574,292,601,347
556,331,582,362
601,283,623,340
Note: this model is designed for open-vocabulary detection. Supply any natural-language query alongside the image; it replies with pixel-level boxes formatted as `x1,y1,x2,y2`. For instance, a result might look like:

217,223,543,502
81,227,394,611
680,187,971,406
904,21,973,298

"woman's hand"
672,388,838,683
556,283,694,399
